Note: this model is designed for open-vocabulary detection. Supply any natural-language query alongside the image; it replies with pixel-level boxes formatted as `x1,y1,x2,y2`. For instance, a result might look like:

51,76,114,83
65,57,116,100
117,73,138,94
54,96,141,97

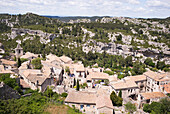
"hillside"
0,13,169,71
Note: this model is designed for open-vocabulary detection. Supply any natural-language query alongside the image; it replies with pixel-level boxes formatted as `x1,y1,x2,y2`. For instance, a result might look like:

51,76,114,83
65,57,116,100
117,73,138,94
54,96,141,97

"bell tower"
15,43,23,58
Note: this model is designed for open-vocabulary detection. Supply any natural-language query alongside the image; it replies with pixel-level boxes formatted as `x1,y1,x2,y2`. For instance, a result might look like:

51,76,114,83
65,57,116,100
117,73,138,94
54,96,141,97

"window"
80,105,84,110
93,106,95,108
87,105,90,107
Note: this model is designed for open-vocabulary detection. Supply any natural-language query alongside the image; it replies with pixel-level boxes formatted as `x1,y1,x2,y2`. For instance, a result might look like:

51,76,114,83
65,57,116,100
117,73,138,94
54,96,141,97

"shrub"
124,102,136,113
31,58,43,69
61,93,68,98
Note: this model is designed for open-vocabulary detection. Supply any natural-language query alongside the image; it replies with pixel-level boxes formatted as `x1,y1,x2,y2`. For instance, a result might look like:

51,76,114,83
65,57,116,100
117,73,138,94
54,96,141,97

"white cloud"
136,7,146,12
127,0,140,4
146,0,170,8
0,0,169,18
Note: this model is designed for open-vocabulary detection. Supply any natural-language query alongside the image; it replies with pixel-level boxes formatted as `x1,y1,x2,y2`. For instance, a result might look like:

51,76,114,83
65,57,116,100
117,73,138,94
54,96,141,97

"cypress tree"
73,78,76,87
17,58,21,68
76,79,79,91
118,90,122,98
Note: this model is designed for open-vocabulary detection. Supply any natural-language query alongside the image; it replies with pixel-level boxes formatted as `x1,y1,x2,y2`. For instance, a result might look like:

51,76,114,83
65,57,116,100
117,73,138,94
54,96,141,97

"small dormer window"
19,50,20,54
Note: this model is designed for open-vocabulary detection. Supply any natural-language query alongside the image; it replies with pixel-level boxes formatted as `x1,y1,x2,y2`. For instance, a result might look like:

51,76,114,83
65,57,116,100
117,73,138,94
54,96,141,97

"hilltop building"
15,43,23,58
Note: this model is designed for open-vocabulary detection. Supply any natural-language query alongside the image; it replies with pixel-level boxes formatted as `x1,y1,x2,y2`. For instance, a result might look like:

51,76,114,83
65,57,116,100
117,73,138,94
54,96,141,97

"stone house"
137,92,167,108
160,83,170,94
65,90,114,114
19,69,53,92
0,59,17,70
59,55,72,64
124,75,147,92
63,63,86,84
0,65,15,74
144,70,170,92
111,79,139,100
46,53,62,65
86,72,109,87
20,52,38,60
41,60,63,85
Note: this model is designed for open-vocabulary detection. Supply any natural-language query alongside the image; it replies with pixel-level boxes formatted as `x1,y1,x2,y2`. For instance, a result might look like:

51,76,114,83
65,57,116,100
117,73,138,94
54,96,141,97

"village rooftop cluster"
0,43,169,113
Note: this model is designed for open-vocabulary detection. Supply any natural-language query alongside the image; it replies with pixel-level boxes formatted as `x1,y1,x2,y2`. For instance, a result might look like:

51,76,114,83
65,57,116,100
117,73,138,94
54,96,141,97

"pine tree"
76,79,79,91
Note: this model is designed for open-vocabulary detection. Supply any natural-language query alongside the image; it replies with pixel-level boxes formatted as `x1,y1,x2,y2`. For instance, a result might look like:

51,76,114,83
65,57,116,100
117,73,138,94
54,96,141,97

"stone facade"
15,43,23,58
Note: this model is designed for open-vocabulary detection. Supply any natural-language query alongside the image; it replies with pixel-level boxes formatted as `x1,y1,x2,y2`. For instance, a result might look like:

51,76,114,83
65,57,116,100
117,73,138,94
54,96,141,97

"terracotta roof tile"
112,79,138,90
87,72,109,80
140,92,167,100
144,70,170,81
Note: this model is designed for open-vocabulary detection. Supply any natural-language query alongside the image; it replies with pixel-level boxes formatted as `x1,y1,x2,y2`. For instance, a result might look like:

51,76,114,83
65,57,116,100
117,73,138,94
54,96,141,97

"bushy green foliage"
0,85,81,114
65,66,70,74
143,98,170,114
61,93,68,98
110,91,123,106
124,102,136,113
132,61,145,75
0,73,22,94
0,23,11,33
31,58,43,69
116,34,122,41
20,58,29,63
125,56,133,67
44,87,54,98
80,83,87,89
0,92,49,114
104,70,114,75
104,79,109,86
144,58,155,67
156,61,166,70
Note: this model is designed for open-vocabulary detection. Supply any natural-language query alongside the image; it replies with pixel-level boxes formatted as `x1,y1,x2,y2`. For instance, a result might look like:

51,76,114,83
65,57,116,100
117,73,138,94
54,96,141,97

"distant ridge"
43,15,111,22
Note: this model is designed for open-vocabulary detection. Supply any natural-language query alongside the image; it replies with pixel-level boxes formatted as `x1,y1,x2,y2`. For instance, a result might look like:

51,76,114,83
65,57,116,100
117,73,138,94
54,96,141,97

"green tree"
133,61,145,75
76,79,79,91
65,66,70,74
44,87,54,98
143,98,170,114
118,90,122,98
143,104,151,113
31,58,43,69
73,78,76,87
0,74,17,88
17,58,21,68
110,91,122,106
116,34,122,41
125,56,133,67
159,98,170,114
124,102,136,113
156,61,166,70
104,79,109,86
61,92,68,98
144,58,155,67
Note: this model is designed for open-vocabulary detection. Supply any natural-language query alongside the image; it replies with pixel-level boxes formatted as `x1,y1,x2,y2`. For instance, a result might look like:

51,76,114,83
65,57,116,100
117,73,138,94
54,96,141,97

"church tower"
15,43,23,58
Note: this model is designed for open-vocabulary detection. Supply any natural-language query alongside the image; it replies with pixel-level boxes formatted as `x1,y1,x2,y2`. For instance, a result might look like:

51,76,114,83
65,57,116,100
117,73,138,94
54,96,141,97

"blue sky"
0,0,169,18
